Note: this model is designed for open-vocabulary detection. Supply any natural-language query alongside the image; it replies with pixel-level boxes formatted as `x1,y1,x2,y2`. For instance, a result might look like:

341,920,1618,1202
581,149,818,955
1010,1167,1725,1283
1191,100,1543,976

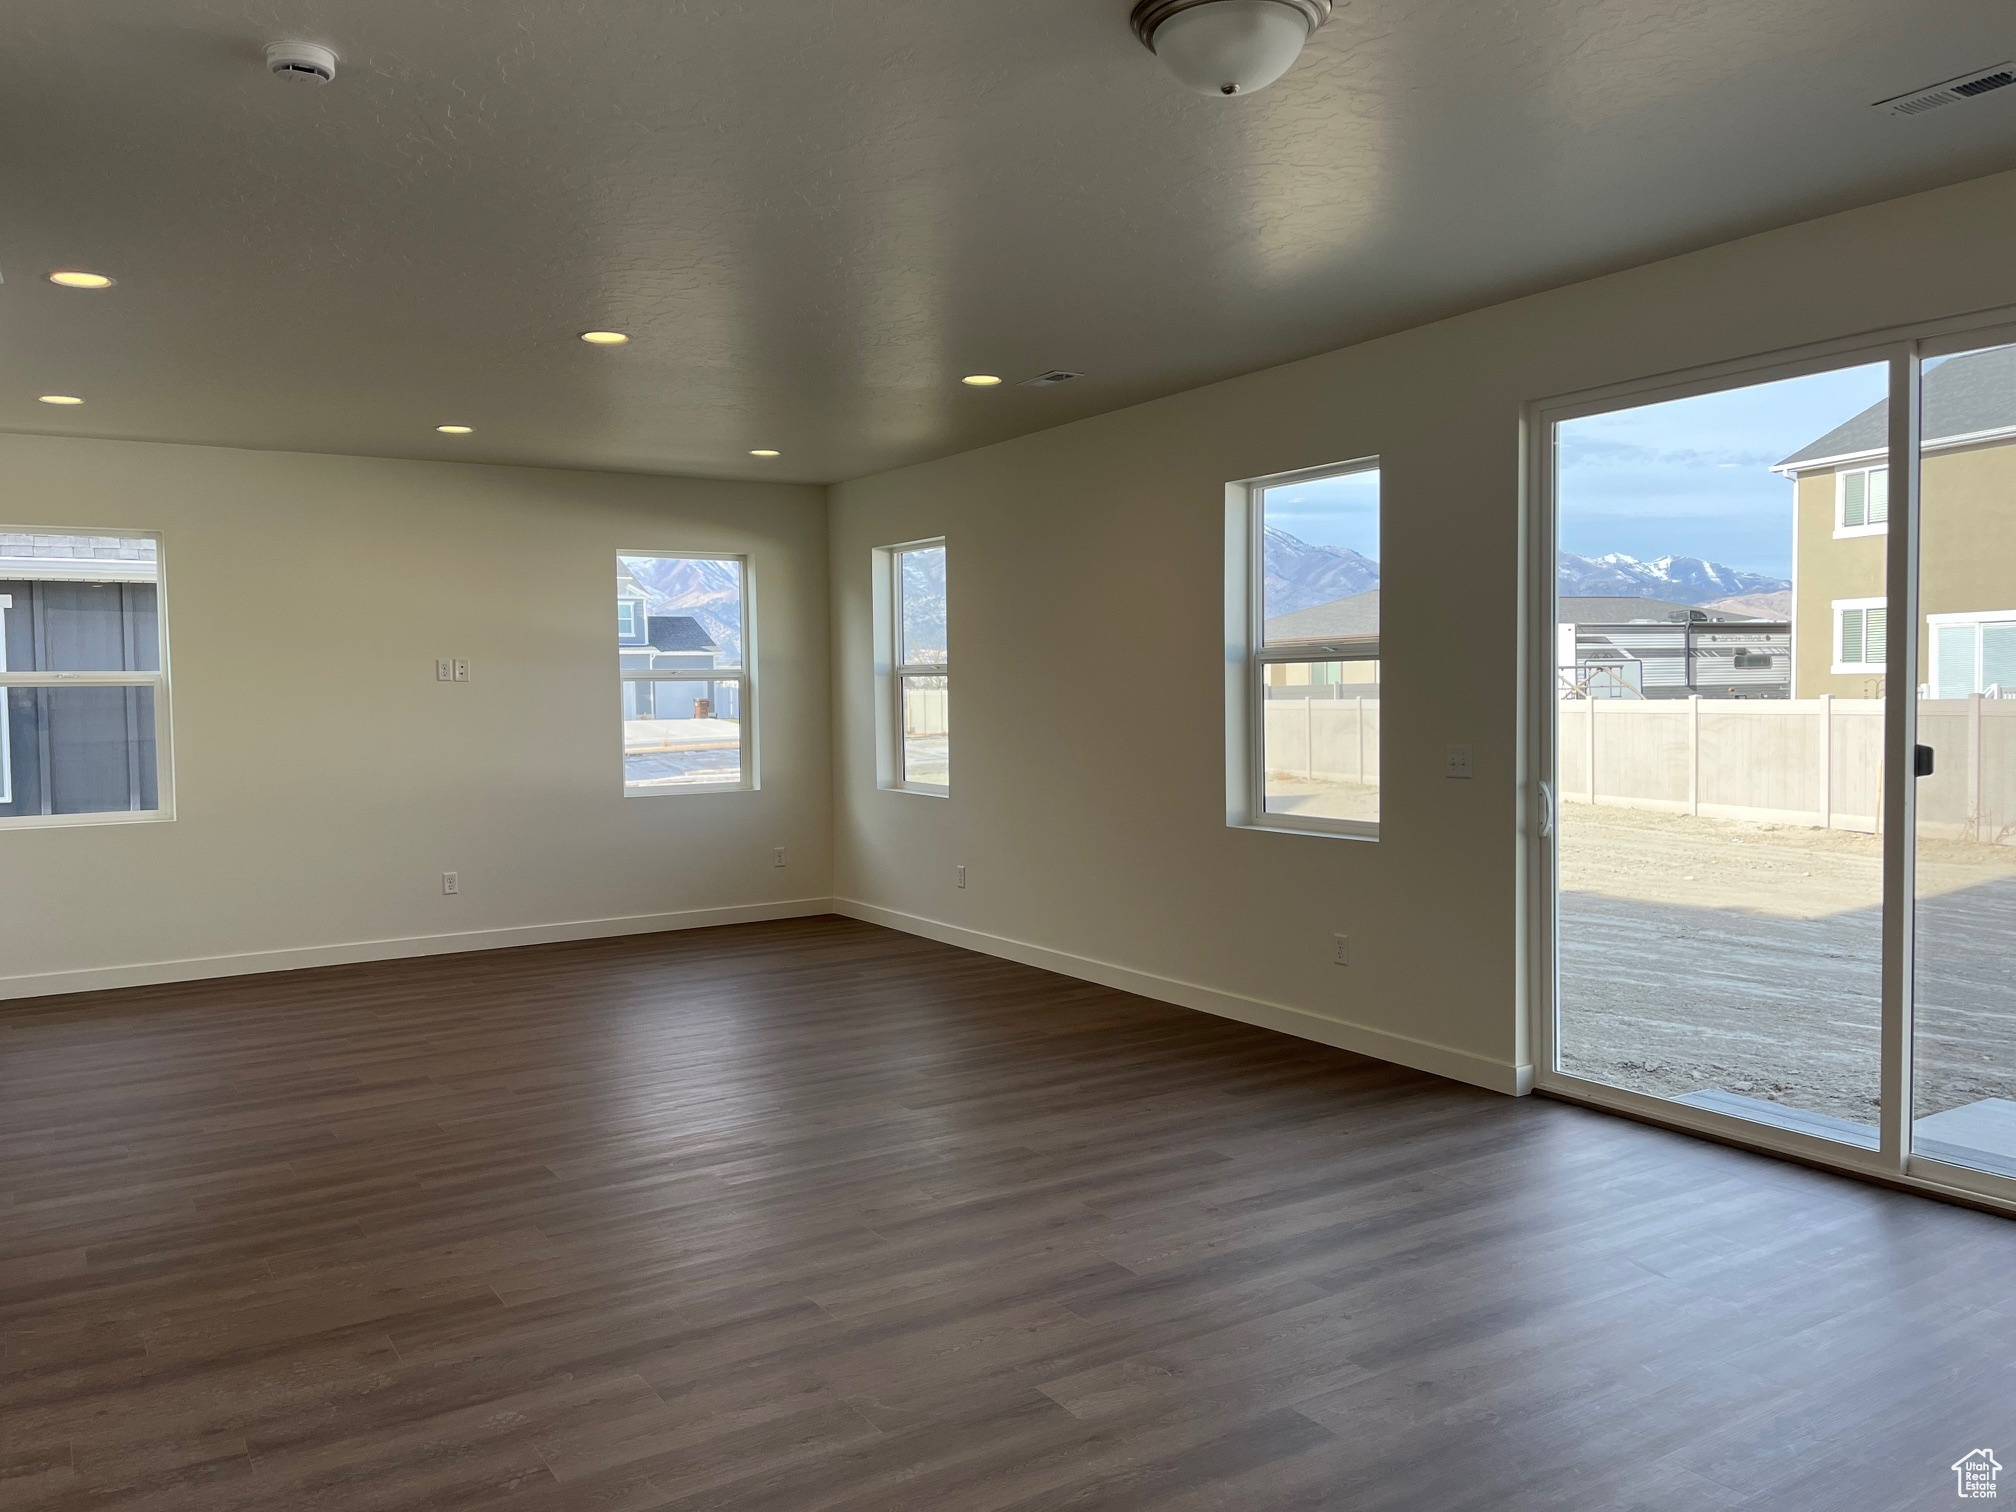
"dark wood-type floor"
3,917,2014,1511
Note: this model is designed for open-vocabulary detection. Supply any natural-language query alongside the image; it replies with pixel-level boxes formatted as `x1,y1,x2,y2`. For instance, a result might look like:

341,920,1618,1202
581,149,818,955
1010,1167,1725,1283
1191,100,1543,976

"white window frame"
1833,596,1888,674
1834,464,1890,538
0,527,176,830
1226,458,1380,841
874,538,949,796
617,552,755,797
1927,609,2016,696
616,597,643,642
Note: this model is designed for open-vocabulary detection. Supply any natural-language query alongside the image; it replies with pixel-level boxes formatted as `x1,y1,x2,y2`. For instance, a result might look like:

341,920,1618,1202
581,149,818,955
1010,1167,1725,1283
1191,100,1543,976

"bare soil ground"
1558,803,2016,1125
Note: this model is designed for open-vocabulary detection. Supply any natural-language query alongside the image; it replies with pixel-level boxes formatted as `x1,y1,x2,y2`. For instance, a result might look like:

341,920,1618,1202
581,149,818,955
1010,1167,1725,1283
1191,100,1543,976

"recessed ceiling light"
48,271,114,289
749,448,781,457
38,395,84,405
961,374,1003,387
436,425,474,435
580,330,630,346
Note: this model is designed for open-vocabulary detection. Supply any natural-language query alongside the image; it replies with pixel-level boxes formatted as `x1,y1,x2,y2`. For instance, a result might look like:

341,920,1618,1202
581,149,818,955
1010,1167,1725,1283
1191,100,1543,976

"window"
1834,598,1887,673
1,531,171,826
1836,465,1889,536
1232,461,1380,837
616,598,643,642
1929,612,2016,697
616,555,752,793
879,540,948,792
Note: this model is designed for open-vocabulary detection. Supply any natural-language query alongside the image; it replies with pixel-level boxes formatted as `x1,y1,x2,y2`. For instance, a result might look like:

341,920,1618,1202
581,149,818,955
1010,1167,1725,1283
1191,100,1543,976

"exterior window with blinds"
1836,465,1889,535
1929,612,2016,698
0,531,172,827
1834,598,1887,673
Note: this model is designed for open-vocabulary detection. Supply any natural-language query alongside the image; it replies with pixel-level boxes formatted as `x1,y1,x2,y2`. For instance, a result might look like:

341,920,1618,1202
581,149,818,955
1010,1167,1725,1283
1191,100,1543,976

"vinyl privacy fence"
1555,696,2016,843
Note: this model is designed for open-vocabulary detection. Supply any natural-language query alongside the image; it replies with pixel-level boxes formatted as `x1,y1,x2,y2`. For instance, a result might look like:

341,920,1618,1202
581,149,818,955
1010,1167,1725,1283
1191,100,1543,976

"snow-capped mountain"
1263,527,1379,618
621,555,745,660
1558,552,1788,605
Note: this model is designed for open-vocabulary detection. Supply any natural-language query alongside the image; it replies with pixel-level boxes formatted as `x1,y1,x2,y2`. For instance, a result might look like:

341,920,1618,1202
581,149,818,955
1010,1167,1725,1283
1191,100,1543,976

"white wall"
828,168,2016,1096
0,434,831,995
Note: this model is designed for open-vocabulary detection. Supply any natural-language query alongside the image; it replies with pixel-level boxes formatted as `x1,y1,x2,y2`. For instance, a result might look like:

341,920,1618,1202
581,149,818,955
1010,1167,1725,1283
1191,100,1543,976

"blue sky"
1558,363,1887,578
1264,468,1381,559
1262,364,1890,579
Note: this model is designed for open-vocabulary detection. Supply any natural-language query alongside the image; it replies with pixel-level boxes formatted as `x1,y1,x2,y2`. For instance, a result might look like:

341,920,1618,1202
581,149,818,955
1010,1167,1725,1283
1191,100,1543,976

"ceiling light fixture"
960,374,1003,387
48,271,114,289
749,449,781,457
436,425,473,435
580,330,630,346
38,395,84,405
1130,0,1331,96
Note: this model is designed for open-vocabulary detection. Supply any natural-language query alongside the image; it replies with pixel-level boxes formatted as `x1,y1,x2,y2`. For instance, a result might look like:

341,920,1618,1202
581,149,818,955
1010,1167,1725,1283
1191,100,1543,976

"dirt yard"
1558,803,2016,1125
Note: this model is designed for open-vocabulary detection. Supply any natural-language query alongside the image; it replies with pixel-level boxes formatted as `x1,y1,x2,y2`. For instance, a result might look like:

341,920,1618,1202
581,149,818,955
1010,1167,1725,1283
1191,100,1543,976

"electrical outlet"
442,872,459,895
1445,743,1474,780
773,847,787,868
453,659,470,682
956,864,967,890
436,658,454,682
1333,933,1349,966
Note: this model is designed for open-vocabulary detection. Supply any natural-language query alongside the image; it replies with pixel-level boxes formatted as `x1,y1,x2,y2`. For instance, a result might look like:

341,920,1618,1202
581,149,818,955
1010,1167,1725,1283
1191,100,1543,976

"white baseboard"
833,898,1531,1096
0,898,837,1003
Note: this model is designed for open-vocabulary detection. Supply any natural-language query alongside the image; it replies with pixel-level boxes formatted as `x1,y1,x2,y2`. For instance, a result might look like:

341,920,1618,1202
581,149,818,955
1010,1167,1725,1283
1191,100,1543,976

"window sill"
1830,664,1886,676
1229,817,1379,843
1832,524,1888,540
882,783,950,799
0,808,174,831
624,783,753,798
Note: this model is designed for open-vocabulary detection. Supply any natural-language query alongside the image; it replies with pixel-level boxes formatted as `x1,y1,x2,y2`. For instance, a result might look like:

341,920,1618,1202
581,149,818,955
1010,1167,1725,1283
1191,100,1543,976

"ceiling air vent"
1018,370,1083,388
1875,63,2015,117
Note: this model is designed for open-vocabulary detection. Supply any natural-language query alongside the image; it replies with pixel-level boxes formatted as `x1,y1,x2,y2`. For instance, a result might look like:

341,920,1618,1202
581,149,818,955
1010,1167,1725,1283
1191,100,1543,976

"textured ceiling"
2,0,2014,484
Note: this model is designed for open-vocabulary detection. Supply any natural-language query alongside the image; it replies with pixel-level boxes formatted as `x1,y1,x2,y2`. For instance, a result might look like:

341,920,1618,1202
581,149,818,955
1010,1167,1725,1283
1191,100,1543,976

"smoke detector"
1875,62,2014,117
1131,0,1332,97
265,41,338,84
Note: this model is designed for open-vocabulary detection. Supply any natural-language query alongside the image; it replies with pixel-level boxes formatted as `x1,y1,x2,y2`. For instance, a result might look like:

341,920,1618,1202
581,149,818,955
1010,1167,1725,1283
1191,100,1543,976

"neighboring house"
1554,597,1788,700
1261,589,1379,694
618,614,727,720
1775,346,2016,697
616,561,651,647
0,534,161,817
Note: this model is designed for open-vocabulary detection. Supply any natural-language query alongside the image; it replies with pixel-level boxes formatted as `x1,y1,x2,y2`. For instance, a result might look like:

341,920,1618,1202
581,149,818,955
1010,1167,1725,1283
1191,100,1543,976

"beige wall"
0,434,831,994
1795,442,2016,696
830,169,2016,1095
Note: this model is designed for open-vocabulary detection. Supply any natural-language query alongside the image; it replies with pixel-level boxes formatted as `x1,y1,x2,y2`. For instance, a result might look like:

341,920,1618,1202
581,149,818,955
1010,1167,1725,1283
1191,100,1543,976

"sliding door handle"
1538,780,1555,838
1915,744,1935,778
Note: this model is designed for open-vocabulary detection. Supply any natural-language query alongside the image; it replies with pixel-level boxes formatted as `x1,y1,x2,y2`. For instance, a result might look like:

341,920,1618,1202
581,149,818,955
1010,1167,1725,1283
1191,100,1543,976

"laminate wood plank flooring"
1,915,2013,1510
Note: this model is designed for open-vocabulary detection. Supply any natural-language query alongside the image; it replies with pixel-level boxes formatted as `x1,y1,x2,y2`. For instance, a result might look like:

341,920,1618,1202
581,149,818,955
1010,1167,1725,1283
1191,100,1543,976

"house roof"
1776,346,2016,471
646,615,717,652
1264,589,1379,643
1558,595,1754,624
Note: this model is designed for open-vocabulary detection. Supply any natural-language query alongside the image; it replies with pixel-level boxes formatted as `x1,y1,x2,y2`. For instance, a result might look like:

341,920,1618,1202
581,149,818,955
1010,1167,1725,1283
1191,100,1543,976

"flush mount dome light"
1131,0,1332,96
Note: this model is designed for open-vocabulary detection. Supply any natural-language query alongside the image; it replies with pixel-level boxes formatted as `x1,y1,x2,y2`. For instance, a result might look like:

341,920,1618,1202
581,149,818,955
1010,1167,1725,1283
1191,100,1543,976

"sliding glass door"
1532,320,2016,1209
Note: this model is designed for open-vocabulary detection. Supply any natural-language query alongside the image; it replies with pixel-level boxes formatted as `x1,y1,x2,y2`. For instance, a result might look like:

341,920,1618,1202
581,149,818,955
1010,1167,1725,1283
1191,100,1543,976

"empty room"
4,2,2016,1508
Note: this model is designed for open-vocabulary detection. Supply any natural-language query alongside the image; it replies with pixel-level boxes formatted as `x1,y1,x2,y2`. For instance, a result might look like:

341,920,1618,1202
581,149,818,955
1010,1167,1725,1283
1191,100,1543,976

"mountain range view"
1265,531,1791,619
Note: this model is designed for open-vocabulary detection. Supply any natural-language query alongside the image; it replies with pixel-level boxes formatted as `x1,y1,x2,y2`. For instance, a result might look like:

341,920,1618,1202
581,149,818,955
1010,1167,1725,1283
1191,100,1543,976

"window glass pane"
898,546,947,667
1260,660,1379,822
899,674,948,787
1865,607,1887,665
622,678,742,788
1555,360,1889,1146
1868,466,1889,524
615,556,743,669
1936,624,1979,698
1,685,158,817
1,534,159,673
1259,469,1379,646
1984,622,2016,694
